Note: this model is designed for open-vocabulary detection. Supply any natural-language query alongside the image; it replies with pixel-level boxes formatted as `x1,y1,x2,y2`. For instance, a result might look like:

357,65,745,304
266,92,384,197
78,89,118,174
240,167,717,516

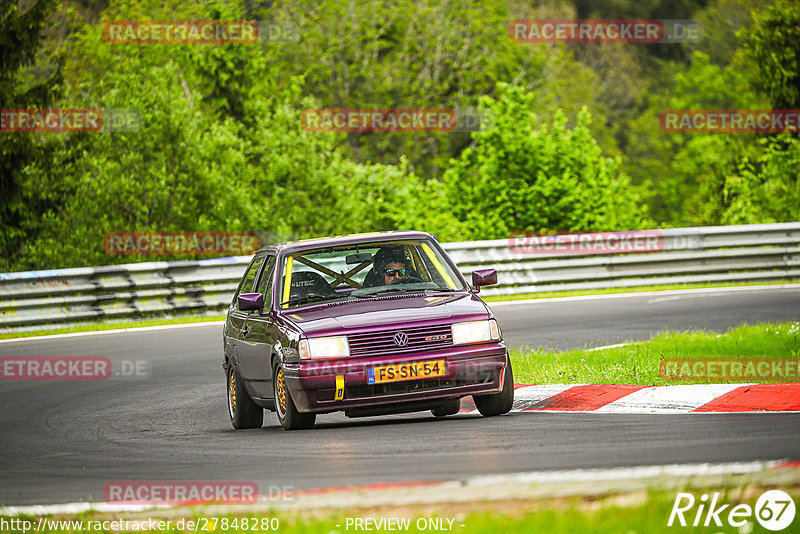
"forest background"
1,0,798,270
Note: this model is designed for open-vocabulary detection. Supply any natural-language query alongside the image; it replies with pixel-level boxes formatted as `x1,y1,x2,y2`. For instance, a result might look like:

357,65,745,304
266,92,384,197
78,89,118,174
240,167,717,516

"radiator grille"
347,324,452,357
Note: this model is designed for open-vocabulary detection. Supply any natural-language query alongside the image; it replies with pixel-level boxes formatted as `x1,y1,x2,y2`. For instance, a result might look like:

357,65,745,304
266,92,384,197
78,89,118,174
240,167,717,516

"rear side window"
234,253,266,308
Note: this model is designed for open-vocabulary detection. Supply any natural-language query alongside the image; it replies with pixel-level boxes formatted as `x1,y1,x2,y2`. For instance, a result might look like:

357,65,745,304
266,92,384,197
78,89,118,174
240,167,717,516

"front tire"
227,365,263,429
473,357,514,417
274,363,316,430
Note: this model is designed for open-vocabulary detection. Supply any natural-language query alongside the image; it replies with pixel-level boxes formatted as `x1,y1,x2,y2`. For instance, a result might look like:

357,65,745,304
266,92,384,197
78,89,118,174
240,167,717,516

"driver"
371,245,412,286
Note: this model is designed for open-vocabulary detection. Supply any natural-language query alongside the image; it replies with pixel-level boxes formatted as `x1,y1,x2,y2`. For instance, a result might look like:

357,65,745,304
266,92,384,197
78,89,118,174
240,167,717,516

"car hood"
280,292,490,338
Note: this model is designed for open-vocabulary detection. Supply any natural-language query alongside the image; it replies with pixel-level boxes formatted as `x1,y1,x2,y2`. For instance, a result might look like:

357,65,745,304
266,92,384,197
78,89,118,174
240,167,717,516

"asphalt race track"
1,286,799,506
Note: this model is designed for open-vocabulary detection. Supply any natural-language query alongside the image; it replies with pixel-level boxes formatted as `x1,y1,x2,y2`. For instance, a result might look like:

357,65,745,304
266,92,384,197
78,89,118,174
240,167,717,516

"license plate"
367,360,446,384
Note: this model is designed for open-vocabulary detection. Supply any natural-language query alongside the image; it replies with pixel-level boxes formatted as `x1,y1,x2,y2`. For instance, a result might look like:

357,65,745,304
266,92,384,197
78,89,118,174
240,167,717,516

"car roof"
258,230,437,255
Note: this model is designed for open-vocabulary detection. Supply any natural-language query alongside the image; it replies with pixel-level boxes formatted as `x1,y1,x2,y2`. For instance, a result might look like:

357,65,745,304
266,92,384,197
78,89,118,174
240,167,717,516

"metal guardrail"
1,223,799,332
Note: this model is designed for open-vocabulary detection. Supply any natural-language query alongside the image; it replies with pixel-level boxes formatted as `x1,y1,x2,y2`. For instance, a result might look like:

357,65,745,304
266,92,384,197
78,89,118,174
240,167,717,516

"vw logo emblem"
393,332,409,347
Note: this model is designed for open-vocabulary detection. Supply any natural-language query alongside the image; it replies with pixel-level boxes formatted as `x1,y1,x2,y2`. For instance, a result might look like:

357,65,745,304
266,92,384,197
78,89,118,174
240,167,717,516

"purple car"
223,231,513,430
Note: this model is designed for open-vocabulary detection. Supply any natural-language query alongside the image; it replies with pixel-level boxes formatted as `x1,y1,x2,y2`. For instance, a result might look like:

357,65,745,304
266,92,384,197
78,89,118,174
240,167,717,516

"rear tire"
274,362,316,430
431,398,461,417
227,365,263,429
473,357,514,417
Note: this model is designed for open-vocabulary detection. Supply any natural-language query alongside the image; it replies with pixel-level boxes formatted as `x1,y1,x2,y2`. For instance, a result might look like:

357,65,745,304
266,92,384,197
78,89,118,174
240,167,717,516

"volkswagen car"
222,230,513,430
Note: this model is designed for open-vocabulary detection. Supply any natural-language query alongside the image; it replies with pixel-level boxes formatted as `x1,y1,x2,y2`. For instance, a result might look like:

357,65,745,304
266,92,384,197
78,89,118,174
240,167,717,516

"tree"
741,0,800,109
11,0,419,269
271,0,611,179
0,0,61,270
407,84,650,241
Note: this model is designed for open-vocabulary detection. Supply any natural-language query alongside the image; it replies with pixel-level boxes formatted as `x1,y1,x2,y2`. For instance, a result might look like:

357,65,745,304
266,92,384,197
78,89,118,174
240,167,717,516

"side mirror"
238,292,264,312
471,269,497,292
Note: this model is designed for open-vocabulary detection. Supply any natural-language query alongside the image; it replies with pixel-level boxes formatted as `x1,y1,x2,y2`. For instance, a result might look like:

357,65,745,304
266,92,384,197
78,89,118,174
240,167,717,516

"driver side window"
255,255,277,309
234,253,265,311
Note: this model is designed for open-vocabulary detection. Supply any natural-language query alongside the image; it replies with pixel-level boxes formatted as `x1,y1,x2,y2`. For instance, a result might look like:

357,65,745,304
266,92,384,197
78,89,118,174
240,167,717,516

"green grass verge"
3,487,797,533
0,315,226,340
481,280,800,302
512,321,800,385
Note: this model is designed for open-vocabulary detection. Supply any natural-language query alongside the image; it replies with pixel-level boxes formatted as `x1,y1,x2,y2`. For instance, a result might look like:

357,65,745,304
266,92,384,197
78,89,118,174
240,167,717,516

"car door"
236,253,278,399
226,252,266,375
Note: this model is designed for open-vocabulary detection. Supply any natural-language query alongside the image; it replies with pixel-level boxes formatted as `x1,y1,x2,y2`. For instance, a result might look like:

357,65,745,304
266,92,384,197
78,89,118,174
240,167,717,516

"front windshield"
278,239,465,308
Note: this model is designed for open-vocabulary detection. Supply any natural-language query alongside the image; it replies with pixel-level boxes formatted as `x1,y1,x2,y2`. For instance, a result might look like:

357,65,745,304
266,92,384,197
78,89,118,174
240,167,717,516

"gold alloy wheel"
275,367,287,414
228,369,237,416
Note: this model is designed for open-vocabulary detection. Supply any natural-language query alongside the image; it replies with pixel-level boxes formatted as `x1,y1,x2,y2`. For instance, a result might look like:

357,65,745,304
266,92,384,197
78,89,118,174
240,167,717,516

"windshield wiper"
357,286,426,298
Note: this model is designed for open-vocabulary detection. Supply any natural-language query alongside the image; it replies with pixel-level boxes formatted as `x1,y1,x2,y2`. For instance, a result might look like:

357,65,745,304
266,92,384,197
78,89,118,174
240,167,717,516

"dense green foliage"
1,0,798,271
391,85,648,241
1,0,62,267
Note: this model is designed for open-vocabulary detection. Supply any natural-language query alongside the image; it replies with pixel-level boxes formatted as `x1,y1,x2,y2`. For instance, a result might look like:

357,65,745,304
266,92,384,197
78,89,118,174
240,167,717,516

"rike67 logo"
669,490,796,531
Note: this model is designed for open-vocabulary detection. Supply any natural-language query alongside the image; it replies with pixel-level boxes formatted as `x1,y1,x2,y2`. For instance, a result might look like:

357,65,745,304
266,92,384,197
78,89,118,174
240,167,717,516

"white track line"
0,321,224,344
466,460,788,486
2,460,790,517
487,284,800,307
586,342,634,352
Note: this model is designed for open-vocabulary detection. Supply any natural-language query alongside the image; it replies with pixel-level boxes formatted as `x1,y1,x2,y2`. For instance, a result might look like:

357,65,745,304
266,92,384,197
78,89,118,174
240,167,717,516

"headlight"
451,319,501,345
298,336,350,359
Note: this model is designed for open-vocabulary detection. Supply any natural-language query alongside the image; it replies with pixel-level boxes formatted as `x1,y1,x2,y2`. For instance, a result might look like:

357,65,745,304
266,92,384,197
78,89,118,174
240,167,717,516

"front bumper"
282,342,508,413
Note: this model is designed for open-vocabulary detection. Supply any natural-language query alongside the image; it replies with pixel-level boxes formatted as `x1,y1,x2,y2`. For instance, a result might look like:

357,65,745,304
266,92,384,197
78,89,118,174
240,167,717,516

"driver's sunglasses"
384,268,406,277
